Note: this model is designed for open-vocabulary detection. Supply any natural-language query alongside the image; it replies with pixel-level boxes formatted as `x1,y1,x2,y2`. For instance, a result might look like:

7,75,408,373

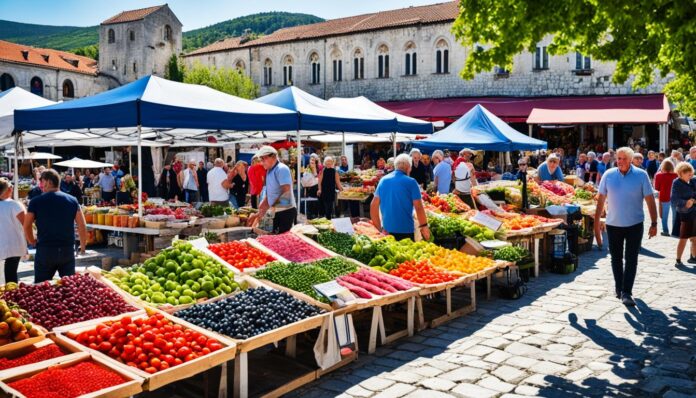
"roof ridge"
101,4,165,25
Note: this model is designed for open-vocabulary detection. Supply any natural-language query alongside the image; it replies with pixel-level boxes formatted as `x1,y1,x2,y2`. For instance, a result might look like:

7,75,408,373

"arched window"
283,55,294,86
404,41,417,76
62,79,74,98
263,59,273,86
164,25,172,42
377,44,390,78
30,76,43,97
0,73,15,91
353,48,364,80
108,29,115,44
331,49,342,82
129,30,135,41
234,59,246,71
435,39,449,74
310,52,320,85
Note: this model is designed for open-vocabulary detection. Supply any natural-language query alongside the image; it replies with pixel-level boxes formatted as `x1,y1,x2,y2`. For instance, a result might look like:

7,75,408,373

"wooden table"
337,194,372,218
85,224,177,257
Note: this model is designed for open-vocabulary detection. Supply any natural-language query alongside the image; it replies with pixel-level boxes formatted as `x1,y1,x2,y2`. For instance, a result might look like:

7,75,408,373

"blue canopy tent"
255,86,402,202
413,104,547,152
14,75,299,214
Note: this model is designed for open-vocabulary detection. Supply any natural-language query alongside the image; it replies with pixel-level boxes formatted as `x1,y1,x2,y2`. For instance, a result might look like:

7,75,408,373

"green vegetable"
317,231,355,256
200,204,231,217
493,245,530,262
574,189,593,201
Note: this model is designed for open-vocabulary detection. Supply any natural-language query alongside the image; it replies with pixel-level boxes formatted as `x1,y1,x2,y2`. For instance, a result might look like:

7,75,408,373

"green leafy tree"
183,62,259,99
165,54,185,82
71,44,98,60
451,0,695,114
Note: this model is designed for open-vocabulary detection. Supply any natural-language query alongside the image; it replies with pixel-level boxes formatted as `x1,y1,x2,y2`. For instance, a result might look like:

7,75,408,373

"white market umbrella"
22,152,62,160
54,157,113,168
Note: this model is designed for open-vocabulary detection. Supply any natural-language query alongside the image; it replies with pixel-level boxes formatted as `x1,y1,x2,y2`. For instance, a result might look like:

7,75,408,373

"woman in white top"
0,178,27,283
178,160,199,204
301,156,320,217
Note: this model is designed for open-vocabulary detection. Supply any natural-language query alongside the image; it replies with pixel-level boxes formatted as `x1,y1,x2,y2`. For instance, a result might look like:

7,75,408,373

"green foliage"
452,0,696,115
0,20,98,51
182,12,323,51
72,44,98,60
183,62,259,99
165,54,185,82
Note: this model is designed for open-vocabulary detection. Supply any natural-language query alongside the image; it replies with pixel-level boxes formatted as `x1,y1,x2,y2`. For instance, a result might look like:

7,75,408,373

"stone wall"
184,24,670,101
98,6,182,85
0,61,107,100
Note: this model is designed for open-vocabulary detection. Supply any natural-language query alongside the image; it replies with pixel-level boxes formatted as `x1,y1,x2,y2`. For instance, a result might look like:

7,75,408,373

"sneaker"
688,257,696,264
661,232,670,237
676,259,685,267
621,293,636,306
615,291,621,299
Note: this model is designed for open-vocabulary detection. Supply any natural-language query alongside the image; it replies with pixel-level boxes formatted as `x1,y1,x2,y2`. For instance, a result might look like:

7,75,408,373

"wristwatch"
650,221,657,227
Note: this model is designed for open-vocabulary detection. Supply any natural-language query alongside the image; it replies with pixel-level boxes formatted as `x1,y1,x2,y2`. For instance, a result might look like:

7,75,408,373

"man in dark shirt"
24,169,87,283
197,161,209,203
516,158,529,209
409,148,428,188
59,173,83,203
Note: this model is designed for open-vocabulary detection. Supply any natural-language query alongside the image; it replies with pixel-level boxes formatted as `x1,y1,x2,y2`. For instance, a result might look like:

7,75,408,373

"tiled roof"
102,5,165,25
185,1,459,56
0,40,98,75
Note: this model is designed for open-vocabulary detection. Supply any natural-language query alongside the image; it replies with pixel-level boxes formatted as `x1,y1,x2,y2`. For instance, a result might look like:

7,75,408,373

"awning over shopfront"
527,95,670,124
378,94,668,124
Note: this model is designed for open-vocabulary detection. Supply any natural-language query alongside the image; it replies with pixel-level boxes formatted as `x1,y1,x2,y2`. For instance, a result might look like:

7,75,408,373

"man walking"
431,150,451,194
594,147,657,306
24,169,87,283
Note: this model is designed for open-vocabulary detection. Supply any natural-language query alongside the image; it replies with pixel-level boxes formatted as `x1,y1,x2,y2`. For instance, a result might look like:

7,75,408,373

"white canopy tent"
0,88,56,139
54,157,113,168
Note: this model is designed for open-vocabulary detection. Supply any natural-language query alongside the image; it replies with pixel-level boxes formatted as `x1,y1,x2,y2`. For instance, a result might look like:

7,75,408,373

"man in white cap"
247,146,296,233
452,148,477,207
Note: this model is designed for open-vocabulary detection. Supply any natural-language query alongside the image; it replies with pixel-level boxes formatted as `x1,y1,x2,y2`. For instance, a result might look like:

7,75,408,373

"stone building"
99,5,182,86
0,4,182,98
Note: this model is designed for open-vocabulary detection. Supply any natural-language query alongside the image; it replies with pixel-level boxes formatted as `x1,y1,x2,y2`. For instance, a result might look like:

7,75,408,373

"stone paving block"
405,390,456,398
418,377,457,391
360,377,396,391
545,343,573,354
663,390,696,398
529,360,570,375
504,342,543,356
640,376,696,395
477,376,515,393
398,343,428,352
384,371,424,384
411,366,444,378
564,367,593,382
521,373,552,387
346,385,375,397
318,379,355,393
513,385,540,396
573,348,607,359
466,360,497,371
504,356,539,369
451,383,498,398
372,383,416,398
479,337,512,350
492,365,527,383
427,359,460,372
463,345,497,357
439,366,487,383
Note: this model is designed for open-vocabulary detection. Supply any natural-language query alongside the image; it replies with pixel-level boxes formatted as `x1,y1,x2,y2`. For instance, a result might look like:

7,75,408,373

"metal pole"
13,132,20,201
342,131,346,156
296,130,301,208
392,132,397,157
128,146,132,174
137,125,143,218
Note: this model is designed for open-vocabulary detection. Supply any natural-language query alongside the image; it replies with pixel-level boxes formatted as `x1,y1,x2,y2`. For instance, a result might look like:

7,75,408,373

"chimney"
42,54,49,62
240,28,252,44
21,50,29,60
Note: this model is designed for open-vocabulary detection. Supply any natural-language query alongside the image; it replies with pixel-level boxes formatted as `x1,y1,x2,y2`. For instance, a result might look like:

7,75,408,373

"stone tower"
98,4,182,86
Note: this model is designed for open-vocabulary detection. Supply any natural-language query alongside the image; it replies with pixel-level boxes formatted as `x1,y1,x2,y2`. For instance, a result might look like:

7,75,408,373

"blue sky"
0,0,444,30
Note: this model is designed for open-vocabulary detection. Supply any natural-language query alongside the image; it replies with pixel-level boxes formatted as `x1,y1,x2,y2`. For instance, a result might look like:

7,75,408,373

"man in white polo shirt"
207,158,229,206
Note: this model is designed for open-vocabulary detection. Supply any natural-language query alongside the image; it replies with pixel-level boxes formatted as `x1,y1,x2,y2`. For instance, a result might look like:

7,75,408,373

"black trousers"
2,257,19,283
250,194,258,209
606,222,643,296
273,207,297,234
320,197,336,220
391,232,415,242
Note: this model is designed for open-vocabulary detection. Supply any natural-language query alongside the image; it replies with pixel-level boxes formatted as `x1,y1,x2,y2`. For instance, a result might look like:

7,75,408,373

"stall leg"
415,297,426,332
285,335,297,358
233,352,248,398
407,297,415,337
533,237,540,277
470,282,477,311
367,306,382,354
486,275,492,300
217,362,228,398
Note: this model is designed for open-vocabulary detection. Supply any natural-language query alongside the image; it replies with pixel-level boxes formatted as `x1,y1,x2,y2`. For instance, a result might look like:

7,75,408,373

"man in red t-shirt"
247,156,265,209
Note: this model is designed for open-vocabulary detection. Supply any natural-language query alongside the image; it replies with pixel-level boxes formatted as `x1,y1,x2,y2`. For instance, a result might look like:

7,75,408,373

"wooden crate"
0,336,87,378
53,309,237,391
0,352,144,398
189,237,289,275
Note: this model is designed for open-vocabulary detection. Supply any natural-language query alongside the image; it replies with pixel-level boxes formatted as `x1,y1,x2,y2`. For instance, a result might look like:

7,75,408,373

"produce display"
479,210,541,231
104,240,240,306
199,204,232,218
2,275,137,330
176,288,324,340
255,258,357,302
388,260,458,284
317,231,355,256
422,192,471,214
339,186,374,198
528,180,575,205
7,360,128,398
493,245,531,262
208,241,276,271
352,221,385,240
574,188,594,201
0,344,65,370
68,313,224,374
427,214,497,241
427,247,496,274
145,206,191,220
256,233,330,263
308,217,333,230
0,298,40,345
336,268,413,299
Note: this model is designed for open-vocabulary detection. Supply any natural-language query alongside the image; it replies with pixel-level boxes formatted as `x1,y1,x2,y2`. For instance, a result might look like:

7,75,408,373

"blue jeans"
34,246,75,283
660,202,672,234
229,194,239,209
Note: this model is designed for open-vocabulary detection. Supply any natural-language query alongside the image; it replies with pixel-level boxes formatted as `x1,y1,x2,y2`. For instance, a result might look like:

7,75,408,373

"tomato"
150,357,161,369
143,342,155,351
98,341,112,352
176,346,191,359
120,316,132,327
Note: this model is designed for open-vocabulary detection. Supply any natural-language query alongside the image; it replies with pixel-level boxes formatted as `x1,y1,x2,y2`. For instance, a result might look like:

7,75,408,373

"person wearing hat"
516,157,529,209
247,146,297,233
452,148,477,208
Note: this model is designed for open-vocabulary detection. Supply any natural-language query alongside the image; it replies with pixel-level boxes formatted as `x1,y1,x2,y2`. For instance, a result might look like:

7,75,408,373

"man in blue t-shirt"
370,154,431,242
247,146,297,234
432,150,452,194
24,169,87,283
535,154,565,182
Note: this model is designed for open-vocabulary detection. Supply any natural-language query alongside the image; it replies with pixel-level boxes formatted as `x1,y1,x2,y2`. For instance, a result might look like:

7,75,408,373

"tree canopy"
452,0,696,115
183,62,259,99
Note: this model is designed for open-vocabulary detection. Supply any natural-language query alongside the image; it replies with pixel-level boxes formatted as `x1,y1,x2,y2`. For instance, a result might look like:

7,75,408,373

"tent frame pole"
342,132,346,156
13,131,20,201
392,132,397,157
137,125,143,218
296,130,301,215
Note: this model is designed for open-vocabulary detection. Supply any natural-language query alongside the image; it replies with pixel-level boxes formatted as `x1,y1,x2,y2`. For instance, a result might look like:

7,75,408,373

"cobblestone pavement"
291,223,696,398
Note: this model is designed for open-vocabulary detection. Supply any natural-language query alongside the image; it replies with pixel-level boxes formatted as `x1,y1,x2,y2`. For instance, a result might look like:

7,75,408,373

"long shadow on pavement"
533,300,696,397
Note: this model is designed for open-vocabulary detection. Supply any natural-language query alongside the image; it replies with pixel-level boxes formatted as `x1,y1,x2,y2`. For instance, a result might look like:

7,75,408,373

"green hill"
0,11,324,56
182,12,324,52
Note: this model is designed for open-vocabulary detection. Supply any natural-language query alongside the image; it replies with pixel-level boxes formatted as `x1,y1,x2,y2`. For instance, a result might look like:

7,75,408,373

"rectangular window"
378,55,384,78
354,58,359,79
405,54,411,75
385,55,389,78
338,61,342,81
436,50,442,74
412,52,417,75
535,46,548,69
333,60,341,82
288,66,292,85
359,58,364,79
543,47,548,69
584,56,591,70
443,50,449,74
